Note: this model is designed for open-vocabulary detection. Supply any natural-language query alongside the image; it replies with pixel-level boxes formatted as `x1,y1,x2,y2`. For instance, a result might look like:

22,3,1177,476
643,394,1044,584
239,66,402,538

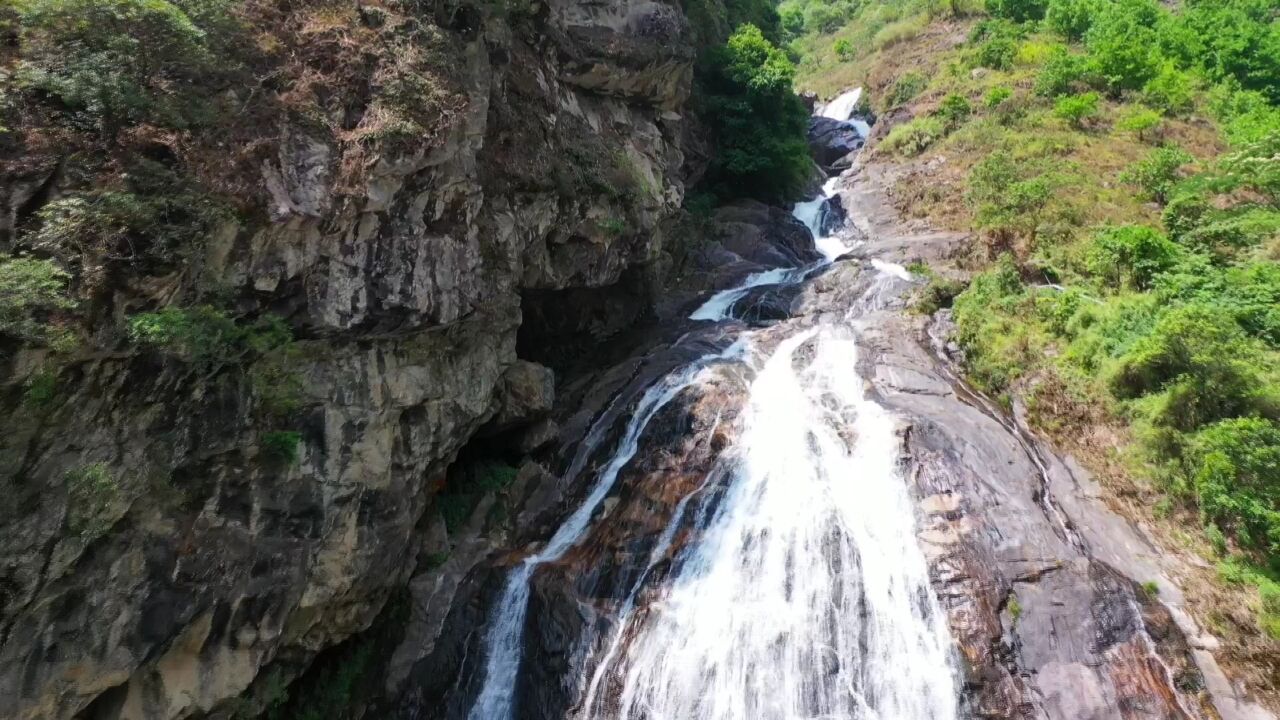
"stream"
433,91,1254,720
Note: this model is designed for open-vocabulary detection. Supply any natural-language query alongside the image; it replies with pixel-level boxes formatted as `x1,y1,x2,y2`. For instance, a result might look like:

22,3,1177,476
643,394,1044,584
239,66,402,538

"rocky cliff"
0,0,723,716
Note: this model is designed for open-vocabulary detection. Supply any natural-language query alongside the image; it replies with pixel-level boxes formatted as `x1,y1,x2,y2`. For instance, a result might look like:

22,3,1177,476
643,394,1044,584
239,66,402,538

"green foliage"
1140,580,1160,597
1107,303,1274,432
251,346,306,419
1186,418,1280,561
970,20,1020,71
1007,593,1023,621
984,86,1014,109
1216,133,1280,205
1034,47,1087,97
0,256,73,344
914,276,967,315
260,431,302,466
881,116,946,156
1142,64,1195,116
1043,0,1099,41
129,306,292,370
13,0,231,132
1208,84,1280,146
65,462,120,538
1053,92,1099,129
888,71,927,107
1083,0,1161,94
599,217,627,236
935,93,972,130
1166,0,1280,105
23,368,59,409
1219,560,1280,638
1120,146,1192,203
967,152,1053,235
1115,106,1163,143
701,24,810,202
833,38,854,60
1085,226,1181,290
31,160,232,267
987,0,1046,23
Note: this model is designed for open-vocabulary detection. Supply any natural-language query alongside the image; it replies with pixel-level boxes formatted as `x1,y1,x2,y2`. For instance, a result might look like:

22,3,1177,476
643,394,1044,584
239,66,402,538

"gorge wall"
0,0,748,716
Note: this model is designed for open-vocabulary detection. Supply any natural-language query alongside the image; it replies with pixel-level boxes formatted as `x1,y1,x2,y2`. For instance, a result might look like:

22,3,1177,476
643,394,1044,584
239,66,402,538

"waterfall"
690,179,848,323
465,340,748,720
820,88,873,140
589,327,958,720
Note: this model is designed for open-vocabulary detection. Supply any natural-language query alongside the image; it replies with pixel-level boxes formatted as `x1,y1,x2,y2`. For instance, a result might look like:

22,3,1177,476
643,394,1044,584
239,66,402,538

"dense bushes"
700,24,811,201
0,257,73,345
13,0,232,133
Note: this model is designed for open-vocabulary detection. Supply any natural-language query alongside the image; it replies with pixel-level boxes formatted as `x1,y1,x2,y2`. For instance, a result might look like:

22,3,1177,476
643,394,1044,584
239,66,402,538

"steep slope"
0,0,714,716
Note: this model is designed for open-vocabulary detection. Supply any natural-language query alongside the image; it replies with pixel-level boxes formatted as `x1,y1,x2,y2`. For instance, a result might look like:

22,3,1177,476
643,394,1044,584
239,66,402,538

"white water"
602,327,959,720
820,88,873,138
690,179,849,323
466,342,746,720
689,266,811,322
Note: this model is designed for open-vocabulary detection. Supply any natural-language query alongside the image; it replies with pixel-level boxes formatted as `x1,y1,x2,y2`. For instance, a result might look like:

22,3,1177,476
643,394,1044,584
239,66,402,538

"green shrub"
261,430,302,466
129,306,291,370
702,24,811,201
915,276,967,315
13,0,230,132
881,116,946,156
1187,418,1280,561
0,256,73,344
1142,63,1195,116
967,152,1053,234
1170,0,1280,105
1084,0,1162,93
1107,303,1272,431
935,93,972,130
1116,106,1163,143
23,368,59,408
1216,133,1280,205
1035,47,1087,97
987,0,1046,23
833,38,854,60
1208,84,1280,146
984,86,1013,109
1053,92,1100,129
1181,208,1280,255
1043,0,1099,41
1120,146,1193,203
1085,225,1181,290
888,71,927,107
974,32,1017,71
30,160,231,267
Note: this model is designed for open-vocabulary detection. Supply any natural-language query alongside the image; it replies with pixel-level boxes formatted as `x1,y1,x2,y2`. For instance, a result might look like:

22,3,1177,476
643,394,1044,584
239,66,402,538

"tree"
0,257,74,344
701,24,811,202
1120,146,1193,203
1084,0,1162,93
987,0,1047,23
14,0,228,133
1053,92,1100,129
1044,0,1100,41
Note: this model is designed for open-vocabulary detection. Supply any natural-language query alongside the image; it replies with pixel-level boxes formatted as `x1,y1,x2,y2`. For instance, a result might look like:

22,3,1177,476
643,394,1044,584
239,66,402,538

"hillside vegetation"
790,0,1280,690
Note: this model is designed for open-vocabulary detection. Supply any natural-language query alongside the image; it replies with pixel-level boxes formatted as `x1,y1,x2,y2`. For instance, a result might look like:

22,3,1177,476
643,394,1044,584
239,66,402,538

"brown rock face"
0,1,703,718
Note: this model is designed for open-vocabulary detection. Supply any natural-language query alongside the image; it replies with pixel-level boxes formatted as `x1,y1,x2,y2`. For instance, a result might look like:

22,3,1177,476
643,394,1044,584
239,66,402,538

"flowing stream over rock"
438,96,1267,720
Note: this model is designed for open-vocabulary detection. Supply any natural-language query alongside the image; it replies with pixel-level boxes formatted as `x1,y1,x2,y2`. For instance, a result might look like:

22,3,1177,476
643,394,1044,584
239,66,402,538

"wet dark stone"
807,117,864,171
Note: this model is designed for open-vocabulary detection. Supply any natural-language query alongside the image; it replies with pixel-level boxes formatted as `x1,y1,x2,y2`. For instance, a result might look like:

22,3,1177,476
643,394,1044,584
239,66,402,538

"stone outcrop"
0,0,706,717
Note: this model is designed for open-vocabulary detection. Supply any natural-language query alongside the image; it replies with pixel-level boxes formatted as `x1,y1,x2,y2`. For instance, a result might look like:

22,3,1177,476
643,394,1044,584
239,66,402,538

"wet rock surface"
405,157,1275,720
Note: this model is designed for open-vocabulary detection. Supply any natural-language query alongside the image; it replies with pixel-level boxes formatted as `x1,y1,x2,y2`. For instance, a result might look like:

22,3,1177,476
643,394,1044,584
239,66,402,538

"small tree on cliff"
701,24,811,203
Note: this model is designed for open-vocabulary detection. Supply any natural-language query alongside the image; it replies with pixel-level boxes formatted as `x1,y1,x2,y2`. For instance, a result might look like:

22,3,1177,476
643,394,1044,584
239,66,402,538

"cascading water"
465,341,748,720
690,178,849,323
468,93,957,720
584,328,958,720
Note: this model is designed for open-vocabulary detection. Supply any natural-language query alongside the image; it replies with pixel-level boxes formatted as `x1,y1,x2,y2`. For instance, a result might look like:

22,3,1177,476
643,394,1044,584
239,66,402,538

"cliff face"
0,0,705,717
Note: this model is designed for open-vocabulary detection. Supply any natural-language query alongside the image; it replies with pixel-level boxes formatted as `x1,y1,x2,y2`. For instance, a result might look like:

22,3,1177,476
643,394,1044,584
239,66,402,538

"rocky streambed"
400,106,1277,720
